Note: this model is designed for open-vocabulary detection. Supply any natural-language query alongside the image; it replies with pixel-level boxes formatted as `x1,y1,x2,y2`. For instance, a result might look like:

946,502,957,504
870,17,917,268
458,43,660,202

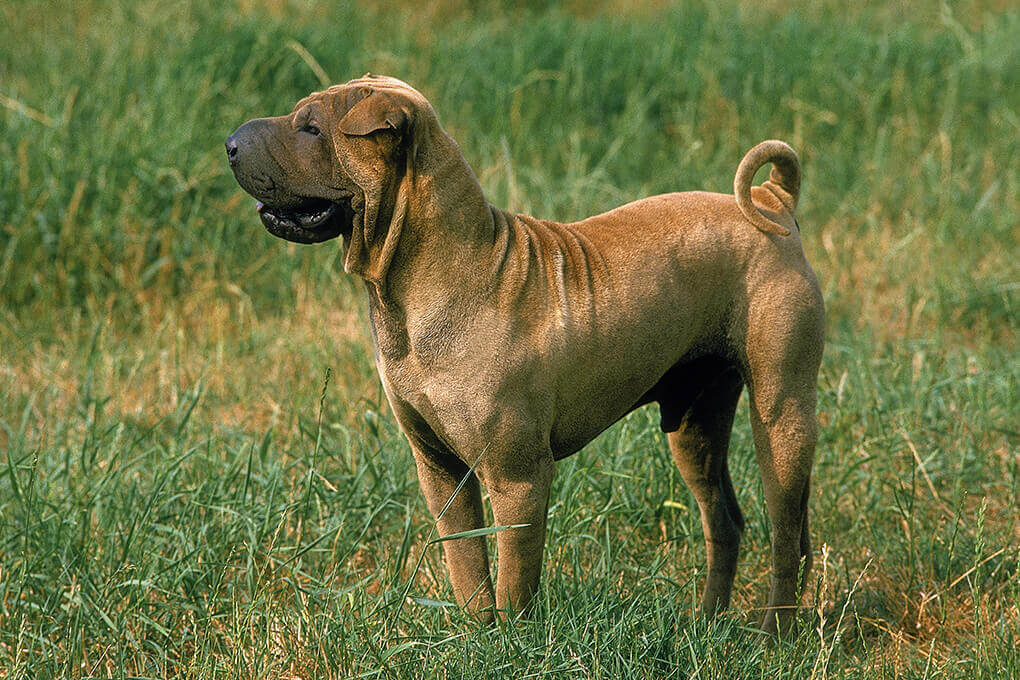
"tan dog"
226,75,824,635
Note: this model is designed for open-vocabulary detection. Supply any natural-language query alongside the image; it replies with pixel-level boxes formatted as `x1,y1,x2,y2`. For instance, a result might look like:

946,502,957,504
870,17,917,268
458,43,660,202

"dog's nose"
225,136,239,164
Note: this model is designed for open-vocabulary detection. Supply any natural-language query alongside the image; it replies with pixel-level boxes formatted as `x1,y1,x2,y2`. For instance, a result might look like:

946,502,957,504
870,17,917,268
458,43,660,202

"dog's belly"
546,348,739,459
545,352,689,458
544,309,728,459
547,387,653,459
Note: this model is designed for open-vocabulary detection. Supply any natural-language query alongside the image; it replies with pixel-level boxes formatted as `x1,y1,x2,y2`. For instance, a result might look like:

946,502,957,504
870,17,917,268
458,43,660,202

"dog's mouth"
255,197,353,244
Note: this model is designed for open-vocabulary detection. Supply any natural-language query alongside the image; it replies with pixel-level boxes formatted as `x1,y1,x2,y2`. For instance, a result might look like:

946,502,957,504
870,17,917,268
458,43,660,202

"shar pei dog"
226,75,824,635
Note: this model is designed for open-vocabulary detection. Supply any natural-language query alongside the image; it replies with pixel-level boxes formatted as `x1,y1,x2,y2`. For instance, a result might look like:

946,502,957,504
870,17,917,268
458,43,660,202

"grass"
1,0,1017,677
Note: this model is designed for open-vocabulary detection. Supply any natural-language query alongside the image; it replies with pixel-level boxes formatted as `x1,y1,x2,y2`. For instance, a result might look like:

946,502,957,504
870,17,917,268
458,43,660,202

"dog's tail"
733,140,800,237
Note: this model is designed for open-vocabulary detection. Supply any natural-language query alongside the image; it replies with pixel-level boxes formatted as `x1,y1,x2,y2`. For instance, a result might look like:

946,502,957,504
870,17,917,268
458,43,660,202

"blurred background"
0,1,1016,677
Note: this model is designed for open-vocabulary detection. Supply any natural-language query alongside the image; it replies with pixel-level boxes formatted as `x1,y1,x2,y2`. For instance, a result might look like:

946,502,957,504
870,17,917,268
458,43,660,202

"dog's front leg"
482,454,555,619
412,450,496,621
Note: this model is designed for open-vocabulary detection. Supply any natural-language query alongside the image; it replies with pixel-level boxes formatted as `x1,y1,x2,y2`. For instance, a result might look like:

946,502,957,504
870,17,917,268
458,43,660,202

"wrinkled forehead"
292,74,428,114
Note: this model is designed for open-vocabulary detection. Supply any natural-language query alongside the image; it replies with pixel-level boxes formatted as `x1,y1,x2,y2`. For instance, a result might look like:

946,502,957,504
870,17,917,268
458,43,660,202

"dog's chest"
379,369,470,462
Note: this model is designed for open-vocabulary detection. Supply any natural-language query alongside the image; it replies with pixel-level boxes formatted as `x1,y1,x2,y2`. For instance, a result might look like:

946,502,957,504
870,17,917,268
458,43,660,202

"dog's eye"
301,124,321,136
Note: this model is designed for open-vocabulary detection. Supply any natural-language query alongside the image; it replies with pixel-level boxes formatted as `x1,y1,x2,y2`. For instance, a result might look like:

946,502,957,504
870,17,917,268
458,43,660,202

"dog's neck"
360,130,605,370
360,133,503,362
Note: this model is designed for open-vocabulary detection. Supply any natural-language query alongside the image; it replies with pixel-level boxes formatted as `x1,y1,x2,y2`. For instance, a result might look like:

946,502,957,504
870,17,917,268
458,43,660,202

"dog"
226,75,824,635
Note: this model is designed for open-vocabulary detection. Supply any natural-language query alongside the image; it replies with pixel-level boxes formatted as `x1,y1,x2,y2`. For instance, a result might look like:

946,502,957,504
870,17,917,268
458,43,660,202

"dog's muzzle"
225,121,352,244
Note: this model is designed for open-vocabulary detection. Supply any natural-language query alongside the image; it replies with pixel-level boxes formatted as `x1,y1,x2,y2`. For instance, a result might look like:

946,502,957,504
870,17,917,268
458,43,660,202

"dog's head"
226,74,438,282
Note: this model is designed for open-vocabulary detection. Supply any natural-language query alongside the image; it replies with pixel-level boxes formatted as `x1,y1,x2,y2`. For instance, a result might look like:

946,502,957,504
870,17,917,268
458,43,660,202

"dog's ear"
334,87,418,289
338,90,409,136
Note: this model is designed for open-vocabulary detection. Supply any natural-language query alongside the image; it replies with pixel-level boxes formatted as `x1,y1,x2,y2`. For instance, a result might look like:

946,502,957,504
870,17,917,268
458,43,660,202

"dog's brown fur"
227,75,824,634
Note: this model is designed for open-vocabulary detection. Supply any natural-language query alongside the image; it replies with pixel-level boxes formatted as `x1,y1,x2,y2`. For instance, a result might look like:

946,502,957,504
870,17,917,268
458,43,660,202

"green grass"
1,0,1017,677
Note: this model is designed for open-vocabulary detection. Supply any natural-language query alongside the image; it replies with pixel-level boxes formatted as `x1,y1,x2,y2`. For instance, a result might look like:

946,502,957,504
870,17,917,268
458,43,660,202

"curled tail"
733,140,801,236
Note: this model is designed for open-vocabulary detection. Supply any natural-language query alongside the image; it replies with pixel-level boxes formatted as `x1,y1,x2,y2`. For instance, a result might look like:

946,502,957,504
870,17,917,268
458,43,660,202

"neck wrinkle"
367,141,502,361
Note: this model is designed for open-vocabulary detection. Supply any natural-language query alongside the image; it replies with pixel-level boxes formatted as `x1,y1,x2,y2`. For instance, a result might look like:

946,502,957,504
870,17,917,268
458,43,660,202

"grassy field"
1,0,1017,677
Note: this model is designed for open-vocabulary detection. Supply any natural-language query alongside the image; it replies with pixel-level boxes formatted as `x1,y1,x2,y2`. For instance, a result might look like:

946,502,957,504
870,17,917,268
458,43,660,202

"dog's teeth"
294,203,336,227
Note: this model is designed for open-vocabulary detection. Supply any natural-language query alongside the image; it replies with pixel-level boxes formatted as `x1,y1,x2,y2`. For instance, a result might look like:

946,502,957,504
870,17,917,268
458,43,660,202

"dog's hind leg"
663,364,746,618
746,390,816,636
743,285,824,636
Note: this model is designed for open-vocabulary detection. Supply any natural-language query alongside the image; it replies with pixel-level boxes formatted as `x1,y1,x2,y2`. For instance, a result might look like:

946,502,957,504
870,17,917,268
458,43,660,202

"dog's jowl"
227,75,824,635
